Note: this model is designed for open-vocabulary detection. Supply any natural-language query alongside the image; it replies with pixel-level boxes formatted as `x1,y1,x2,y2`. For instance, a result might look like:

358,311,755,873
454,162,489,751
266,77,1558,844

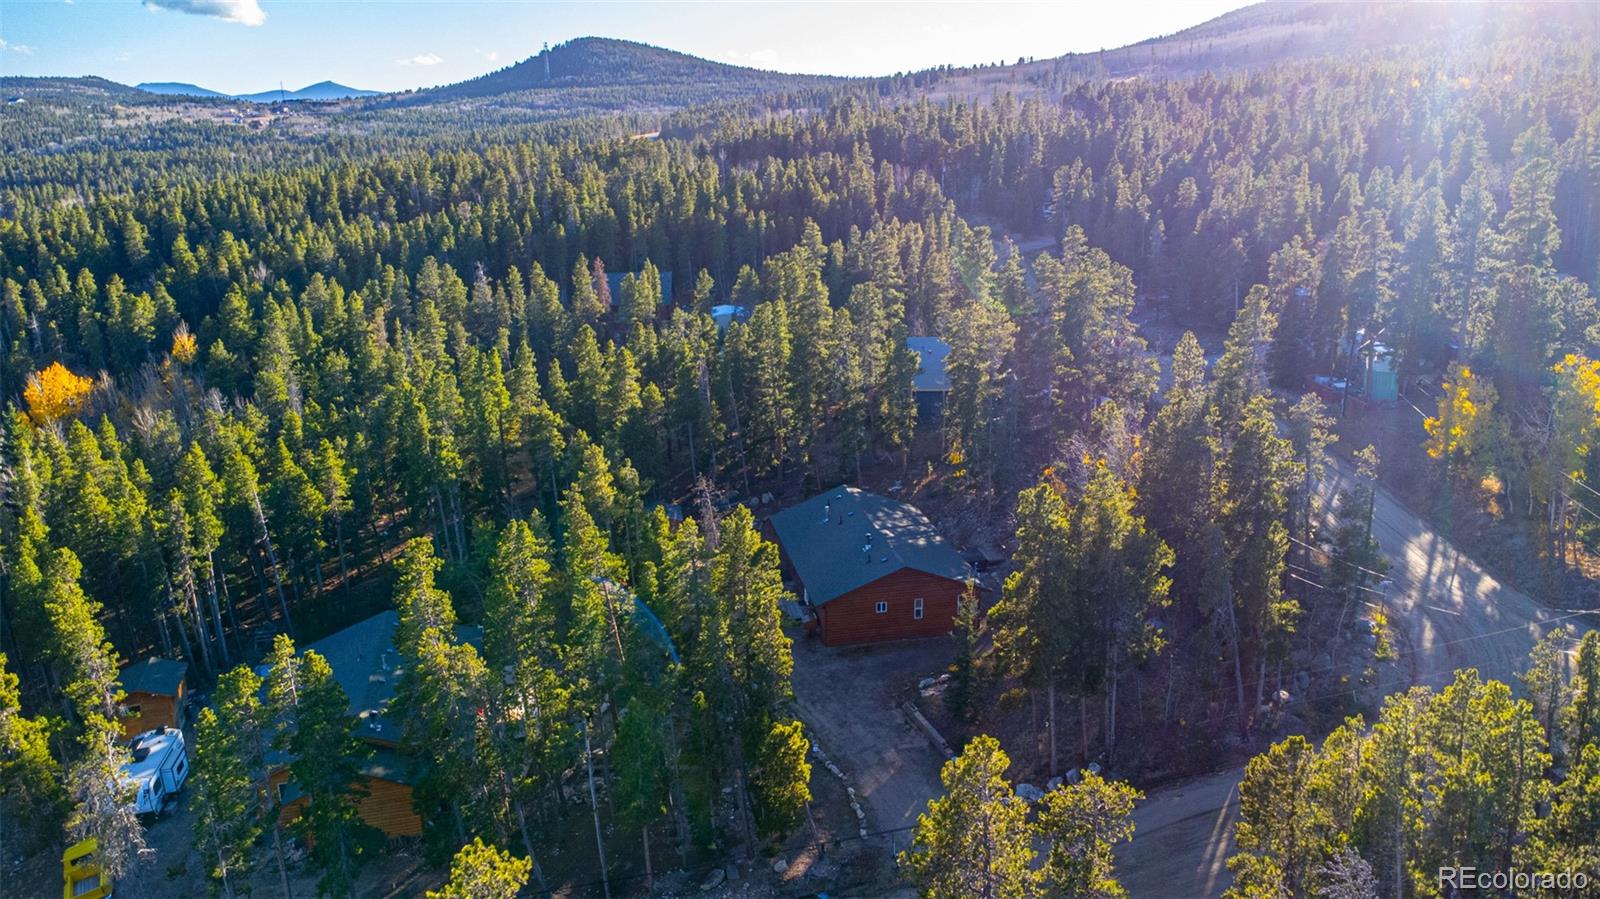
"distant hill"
130,80,376,102
1036,0,1597,80
910,0,1600,105
137,82,227,98
235,81,378,102
407,36,834,104
1,76,147,101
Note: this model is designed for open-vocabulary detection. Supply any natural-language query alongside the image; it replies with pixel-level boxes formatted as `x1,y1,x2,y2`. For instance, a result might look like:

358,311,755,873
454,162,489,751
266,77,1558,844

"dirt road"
789,635,953,835
1117,466,1594,898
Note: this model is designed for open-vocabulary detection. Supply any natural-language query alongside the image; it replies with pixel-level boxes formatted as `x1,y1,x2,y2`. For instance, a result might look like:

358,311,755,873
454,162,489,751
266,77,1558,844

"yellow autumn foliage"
1424,365,1495,461
23,362,94,425
1550,353,1600,475
171,325,198,365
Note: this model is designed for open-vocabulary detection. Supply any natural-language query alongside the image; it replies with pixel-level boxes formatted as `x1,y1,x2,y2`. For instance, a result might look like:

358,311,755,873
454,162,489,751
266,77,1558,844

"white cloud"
398,52,443,66
143,0,266,26
475,48,499,63
0,38,36,56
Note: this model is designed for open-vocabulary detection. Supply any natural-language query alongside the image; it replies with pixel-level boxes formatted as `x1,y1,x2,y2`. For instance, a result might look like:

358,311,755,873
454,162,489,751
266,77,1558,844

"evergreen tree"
901,735,1037,899
425,838,532,899
46,548,146,882
191,705,261,898
1216,395,1301,715
1036,772,1142,899
0,651,65,853
992,480,1080,772
1565,630,1600,753
947,581,983,729
943,295,1015,487
288,651,377,898
750,717,811,841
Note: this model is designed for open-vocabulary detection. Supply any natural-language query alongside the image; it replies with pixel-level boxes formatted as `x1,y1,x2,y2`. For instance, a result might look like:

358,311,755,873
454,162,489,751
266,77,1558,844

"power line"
1286,533,1391,580
1565,471,1600,502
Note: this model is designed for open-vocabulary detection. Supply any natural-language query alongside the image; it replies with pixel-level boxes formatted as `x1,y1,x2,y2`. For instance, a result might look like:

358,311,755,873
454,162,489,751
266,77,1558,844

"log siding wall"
813,568,962,645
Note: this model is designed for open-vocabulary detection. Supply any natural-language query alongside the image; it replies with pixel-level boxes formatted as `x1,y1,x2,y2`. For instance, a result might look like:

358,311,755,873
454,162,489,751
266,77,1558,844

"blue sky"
0,0,1251,94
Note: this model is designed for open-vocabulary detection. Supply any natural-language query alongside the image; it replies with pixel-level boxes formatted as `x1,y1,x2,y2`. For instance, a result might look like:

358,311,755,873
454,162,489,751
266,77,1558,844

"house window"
276,783,288,803
913,598,924,620
874,601,888,614
124,704,142,718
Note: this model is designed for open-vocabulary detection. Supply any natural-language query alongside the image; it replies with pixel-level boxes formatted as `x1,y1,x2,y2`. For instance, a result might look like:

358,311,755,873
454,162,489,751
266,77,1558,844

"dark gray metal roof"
118,657,187,697
768,487,970,605
907,336,952,393
301,610,481,746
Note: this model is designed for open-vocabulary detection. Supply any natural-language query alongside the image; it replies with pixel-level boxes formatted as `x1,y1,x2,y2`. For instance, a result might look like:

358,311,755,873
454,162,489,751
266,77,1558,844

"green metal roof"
118,657,187,697
768,487,970,605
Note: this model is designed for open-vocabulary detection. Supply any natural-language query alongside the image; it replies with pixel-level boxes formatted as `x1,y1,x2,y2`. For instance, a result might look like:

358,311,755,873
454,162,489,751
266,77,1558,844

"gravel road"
1117,464,1595,898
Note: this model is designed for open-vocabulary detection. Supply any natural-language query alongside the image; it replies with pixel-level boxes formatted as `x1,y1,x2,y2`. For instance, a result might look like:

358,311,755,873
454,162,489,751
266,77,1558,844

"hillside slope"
1040,0,1597,80
383,36,835,111
914,1,1599,105
137,82,227,98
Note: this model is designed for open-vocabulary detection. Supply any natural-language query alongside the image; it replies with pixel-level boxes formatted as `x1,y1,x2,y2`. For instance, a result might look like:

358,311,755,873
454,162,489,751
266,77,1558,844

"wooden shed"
117,658,187,740
769,487,972,646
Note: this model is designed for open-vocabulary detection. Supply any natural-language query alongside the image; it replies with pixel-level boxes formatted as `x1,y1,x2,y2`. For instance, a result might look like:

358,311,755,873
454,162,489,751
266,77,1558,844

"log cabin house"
267,611,478,838
769,487,972,646
117,657,187,740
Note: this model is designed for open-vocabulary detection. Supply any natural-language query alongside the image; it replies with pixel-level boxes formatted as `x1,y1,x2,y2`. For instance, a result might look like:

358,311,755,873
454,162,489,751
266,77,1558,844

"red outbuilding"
769,486,972,646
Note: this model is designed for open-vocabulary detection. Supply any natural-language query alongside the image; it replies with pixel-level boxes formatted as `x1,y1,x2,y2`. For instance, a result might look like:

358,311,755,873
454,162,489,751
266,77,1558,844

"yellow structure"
62,837,112,899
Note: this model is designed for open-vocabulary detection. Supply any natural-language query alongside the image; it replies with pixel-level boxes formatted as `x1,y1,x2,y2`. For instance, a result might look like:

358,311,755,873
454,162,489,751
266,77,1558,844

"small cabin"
907,336,952,419
117,658,188,740
769,487,972,646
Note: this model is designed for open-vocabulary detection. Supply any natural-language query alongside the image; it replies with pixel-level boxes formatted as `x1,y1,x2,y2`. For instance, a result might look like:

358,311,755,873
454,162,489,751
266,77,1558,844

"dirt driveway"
789,634,954,835
1117,467,1595,898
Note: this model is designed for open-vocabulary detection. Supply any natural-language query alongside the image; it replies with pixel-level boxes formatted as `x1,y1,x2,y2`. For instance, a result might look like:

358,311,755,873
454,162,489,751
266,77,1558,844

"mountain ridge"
134,79,377,102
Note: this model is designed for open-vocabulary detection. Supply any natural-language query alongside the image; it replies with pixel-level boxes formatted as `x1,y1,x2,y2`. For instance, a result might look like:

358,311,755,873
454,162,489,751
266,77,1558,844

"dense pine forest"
3,2,1600,897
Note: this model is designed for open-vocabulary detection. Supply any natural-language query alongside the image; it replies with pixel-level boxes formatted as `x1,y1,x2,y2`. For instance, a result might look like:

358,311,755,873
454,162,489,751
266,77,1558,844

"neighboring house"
118,657,188,740
268,611,478,838
709,303,752,332
604,269,674,308
768,487,972,646
907,336,952,418
1362,342,1399,403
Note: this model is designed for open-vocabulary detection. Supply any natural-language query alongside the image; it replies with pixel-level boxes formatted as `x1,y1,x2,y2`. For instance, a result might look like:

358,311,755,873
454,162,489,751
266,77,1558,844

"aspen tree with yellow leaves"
22,362,93,425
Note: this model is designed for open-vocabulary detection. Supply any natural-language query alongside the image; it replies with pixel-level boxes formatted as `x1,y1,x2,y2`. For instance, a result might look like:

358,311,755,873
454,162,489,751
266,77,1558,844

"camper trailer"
122,726,188,817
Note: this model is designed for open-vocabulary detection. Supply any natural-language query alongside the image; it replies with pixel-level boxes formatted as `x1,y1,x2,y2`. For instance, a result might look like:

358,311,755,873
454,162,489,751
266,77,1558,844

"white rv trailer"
121,726,188,817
